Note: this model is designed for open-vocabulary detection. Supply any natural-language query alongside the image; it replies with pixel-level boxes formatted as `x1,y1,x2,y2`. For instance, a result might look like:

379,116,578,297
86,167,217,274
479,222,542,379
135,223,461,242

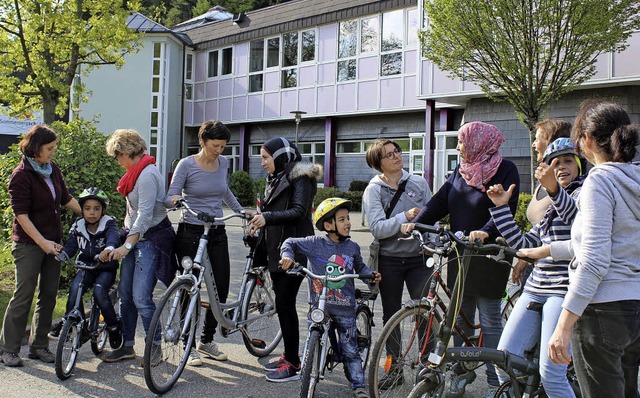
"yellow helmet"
313,198,352,231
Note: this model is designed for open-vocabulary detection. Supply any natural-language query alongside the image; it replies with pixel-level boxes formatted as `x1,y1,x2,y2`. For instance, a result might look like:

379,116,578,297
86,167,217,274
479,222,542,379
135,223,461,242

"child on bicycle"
280,198,381,398
54,187,123,350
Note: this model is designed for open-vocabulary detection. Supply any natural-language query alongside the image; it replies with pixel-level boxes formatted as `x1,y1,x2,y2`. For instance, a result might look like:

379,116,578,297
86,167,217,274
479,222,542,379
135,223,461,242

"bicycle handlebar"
174,199,252,223
286,264,376,281
55,251,101,270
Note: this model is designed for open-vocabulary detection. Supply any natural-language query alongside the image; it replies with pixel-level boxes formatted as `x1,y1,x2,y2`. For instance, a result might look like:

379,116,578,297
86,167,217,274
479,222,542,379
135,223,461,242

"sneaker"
265,360,301,382
28,347,55,363
107,323,123,350
187,348,203,367
353,387,370,398
197,341,228,361
1,352,24,367
263,354,287,371
48,319,63,339
101,346,135,362
445,370,477,397
378,368,404,390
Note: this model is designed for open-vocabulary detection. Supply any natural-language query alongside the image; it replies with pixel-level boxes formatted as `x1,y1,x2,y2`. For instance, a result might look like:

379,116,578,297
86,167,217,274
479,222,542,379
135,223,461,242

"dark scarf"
262,137,301,205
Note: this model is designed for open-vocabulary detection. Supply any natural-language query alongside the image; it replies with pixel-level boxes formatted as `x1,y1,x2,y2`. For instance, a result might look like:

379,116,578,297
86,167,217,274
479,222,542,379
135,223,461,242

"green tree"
192,0,212,17
421,0,640,190
0,0,142,124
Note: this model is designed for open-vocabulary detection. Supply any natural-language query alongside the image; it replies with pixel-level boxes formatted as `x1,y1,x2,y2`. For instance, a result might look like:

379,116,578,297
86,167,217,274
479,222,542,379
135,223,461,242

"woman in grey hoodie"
547,100,640,398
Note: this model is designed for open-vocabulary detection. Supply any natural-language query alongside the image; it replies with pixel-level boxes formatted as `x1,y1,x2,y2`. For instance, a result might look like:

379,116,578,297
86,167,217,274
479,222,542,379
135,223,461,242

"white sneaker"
197,341,228,361
187,349,203,366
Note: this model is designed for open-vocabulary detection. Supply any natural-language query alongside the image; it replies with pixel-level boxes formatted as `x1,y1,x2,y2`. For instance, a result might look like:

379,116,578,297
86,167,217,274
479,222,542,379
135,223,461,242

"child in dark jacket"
53,188,122,349
280,198,381,398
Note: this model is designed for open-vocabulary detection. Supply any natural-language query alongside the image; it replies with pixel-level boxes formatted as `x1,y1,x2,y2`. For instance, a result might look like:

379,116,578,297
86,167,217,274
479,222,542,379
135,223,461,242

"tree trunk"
42,91,58,125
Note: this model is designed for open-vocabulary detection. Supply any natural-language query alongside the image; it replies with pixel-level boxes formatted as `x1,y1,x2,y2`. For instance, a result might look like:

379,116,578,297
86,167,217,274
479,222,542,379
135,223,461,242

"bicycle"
286,264,376,398
367,228,517,398
143,200,282,394
54,252,111,380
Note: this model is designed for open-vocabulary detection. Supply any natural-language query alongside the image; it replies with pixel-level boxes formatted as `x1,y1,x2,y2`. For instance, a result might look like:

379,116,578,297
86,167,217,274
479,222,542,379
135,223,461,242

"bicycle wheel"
144,279,198,395
90,309,108,356
241,271,282,357
406,375,445,398
55,320,81,380
501,284,522,324
356,305,373,372
368,304,441,398
300,329,323,398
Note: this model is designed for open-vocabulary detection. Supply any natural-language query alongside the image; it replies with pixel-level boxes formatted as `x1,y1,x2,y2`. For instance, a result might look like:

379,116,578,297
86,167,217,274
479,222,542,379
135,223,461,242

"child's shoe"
48,319,63,339
107,322,123,350
353,388,370,398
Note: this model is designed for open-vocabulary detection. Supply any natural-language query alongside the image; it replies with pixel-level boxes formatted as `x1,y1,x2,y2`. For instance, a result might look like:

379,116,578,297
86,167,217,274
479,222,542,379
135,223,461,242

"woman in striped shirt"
480,138,584,397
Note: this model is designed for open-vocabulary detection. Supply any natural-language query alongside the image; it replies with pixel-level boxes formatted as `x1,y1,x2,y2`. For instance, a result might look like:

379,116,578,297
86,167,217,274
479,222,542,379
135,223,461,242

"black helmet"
78,187,109,209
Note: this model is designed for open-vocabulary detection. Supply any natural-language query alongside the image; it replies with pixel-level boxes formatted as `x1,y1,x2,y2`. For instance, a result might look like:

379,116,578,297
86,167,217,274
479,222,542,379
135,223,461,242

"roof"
127,12,192,45
172,6,234,32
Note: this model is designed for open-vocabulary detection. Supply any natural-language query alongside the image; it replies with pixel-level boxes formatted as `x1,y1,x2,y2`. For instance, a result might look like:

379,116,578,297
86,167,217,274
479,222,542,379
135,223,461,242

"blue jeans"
497,291,575,398
333,315,365,390
118,240,158,346
572,300,640,398
67,270,118,327
454,294,503,386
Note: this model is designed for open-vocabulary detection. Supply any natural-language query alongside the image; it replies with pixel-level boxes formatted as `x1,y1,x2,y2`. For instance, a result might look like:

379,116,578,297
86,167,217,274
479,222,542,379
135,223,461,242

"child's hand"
486,184,515,207
98,248,112,262
370,271,382,285
279,257,294,270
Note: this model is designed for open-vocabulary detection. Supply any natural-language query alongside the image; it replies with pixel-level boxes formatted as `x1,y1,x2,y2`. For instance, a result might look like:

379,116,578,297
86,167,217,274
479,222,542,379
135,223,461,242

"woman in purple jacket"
0,125,81,367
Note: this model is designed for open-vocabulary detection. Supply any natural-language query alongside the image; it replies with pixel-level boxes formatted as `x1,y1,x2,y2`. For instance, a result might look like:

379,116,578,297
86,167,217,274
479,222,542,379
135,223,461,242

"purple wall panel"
591,53,609,80
195,83,206,101
218,98,232,121
358,56,379,80
613,33,640,78
432,66,459,94
265,71,280,91
461,79,479,92
380,78,402,109
184,102,193,125
299,65,316,87
404,76,422,107
234,77,248,96
317,86,336,113
336,83,356,112
248,94,263,119
280,90,297,117
299,88,316,114
264,93,279,118
318,25,337,62
233,97,247,120
358,81,377,110
194,101,206,123
219,78,233,97
318,64,336,85
195,52,207,82
204,100,218,121
404,50,417,74
205,81,218,99
235,43,249,76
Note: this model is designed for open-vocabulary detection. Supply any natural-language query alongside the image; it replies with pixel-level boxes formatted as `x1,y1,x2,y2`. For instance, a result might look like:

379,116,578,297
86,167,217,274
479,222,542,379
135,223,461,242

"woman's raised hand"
486,184,516,207
535,159,559,196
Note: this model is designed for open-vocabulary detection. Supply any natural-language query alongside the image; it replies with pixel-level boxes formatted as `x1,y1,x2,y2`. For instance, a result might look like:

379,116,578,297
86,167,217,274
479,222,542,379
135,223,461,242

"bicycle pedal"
251,339,266,349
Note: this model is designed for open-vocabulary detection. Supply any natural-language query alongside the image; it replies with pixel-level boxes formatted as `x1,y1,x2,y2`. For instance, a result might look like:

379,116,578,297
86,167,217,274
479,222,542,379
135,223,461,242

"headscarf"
262,137,302,174
458,121,505,191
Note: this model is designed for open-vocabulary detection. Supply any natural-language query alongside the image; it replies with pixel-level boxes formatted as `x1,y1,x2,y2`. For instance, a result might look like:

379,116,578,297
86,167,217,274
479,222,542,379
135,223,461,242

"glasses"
382,148,402,160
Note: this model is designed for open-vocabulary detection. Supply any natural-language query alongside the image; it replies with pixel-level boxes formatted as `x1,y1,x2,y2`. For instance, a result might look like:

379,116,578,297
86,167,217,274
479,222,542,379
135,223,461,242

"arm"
548,308,579,365
413,176,451,226
549,184,580,225
223,187,244,213
164,159,187,207
64,198,81,215
128,169,161,237
14,214,61,254
60,224,79,258
280,236,314,270
262,177,313,225
481,162,520,236
489,205,542,249
549,240,573,261
99,218,120,262
363,183,409,240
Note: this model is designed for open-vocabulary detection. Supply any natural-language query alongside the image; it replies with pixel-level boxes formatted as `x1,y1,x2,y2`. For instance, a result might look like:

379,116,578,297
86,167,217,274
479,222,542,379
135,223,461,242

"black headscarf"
262,137,302,174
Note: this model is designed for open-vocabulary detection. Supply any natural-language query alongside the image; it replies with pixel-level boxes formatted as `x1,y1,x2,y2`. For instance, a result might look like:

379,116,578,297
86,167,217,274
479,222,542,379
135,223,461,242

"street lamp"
290,110,307,145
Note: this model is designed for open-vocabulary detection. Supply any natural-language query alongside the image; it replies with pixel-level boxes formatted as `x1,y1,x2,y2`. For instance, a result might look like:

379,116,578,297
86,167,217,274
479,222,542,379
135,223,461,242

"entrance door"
408,133,425,176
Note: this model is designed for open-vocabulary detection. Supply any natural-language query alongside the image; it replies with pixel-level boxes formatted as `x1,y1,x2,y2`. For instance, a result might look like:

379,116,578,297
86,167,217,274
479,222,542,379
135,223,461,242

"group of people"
0,96,639,398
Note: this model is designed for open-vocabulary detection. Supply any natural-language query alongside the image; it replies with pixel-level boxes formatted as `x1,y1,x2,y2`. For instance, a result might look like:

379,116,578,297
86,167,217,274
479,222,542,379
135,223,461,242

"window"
208,50,219,78
267,38,280,67
338,19,358,81
281,29,315,89
185,53,193,100
249,37,280,93
221,47,233,75
381,9,404,76
298,142,325,184
361,17,379,53
149,42,166,174
250,145,262,156
185,54,193,80
207,47,233,78
301,30,315,62
222,145,240,174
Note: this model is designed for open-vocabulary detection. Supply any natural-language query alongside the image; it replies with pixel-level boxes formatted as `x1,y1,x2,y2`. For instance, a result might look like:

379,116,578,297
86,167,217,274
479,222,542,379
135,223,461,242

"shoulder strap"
385,178,409,219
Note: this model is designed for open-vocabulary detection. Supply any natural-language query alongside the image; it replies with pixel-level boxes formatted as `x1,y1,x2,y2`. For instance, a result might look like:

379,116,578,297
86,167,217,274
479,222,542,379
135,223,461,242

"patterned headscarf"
262,137,302,174
458,121,505,191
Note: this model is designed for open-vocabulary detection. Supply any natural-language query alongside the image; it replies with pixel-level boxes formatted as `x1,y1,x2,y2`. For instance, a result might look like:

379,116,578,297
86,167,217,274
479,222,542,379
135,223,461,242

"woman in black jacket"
248,137,321,382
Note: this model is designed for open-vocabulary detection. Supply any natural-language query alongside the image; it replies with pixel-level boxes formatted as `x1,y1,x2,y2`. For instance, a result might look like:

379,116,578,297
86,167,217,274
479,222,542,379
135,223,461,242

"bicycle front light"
310,308,325,323
181,256,194,271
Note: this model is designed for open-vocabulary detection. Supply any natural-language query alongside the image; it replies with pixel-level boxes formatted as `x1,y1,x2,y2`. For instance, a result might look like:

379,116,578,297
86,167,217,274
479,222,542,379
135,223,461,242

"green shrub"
515,193,533,233
342,191,363,212
229,170,256,206
253,177,266,203
349,180,368,192
313,187,340,208
0,118,126,287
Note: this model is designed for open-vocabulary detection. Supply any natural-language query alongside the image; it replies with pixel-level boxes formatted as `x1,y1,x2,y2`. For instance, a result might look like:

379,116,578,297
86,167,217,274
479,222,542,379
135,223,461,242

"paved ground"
0,210,492,398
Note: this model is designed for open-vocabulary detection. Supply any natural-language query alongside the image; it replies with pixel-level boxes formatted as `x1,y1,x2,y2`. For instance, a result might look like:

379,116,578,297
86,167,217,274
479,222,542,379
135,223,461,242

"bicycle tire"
144,279,198,395
300,329,322,398
241,271,282,357
55,320,80,380
368,304,441,398
501,284,522,324
90,310,108,356
406,376,445,398
356,305,373,373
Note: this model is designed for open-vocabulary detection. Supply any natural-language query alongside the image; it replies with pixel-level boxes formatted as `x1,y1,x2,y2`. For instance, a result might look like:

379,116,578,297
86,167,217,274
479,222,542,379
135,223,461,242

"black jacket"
255,162,321,272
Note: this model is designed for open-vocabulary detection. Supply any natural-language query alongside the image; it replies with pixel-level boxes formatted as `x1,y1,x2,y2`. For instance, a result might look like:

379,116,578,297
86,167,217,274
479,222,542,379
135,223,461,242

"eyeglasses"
382,148,402,160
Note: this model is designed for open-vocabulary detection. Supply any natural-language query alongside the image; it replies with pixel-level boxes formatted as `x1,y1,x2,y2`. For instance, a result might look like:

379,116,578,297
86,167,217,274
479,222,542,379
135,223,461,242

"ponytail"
611,125,640,163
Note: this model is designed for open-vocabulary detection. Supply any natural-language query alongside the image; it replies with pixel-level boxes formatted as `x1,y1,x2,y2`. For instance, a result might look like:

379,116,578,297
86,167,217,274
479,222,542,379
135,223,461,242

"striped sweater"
489,178,583,296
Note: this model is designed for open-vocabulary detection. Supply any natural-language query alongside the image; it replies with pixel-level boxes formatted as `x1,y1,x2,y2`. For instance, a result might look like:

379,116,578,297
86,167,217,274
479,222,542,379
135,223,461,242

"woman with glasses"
402,121,520,397
362,139,433,388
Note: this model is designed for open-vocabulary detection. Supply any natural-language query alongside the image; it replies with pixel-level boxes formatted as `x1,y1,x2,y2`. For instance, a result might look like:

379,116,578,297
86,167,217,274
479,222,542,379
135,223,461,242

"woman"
361,139,432,389
248,137,321,382
102,129,176,365
548,100,640,398
487,138,583,398
165,120,244,366
402,121,520,395
0,125,81,367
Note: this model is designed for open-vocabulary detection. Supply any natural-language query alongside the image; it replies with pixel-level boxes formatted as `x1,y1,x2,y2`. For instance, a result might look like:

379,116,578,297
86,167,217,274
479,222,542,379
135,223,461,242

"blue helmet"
543,138,578,164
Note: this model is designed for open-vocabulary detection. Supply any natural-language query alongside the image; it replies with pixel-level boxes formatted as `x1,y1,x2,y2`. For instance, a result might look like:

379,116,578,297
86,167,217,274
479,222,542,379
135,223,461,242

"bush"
515,193,533,233
313,187,340,208
349,180,368,192
253,177,266,203
0,118,126,287
342,191,363,212
229,170,256,206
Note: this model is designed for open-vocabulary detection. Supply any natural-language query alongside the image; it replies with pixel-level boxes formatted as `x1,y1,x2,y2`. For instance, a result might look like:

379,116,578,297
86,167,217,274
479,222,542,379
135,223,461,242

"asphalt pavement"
0,210,491,398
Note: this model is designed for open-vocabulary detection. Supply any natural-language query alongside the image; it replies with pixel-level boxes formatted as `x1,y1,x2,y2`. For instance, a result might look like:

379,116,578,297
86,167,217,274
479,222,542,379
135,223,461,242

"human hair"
105,129,147,158
571,99,639,163
198,120,231,143
535,118,572,142
19,124,58,158
365,139,400,173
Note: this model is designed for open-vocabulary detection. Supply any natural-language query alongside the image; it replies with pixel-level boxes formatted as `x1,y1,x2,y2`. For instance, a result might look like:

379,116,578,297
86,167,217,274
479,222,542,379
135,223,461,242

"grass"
0,244,68,325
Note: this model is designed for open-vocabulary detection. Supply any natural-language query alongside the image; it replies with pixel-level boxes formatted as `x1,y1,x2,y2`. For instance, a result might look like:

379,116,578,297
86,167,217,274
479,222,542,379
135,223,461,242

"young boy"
54,187,123,349
280,198,381,398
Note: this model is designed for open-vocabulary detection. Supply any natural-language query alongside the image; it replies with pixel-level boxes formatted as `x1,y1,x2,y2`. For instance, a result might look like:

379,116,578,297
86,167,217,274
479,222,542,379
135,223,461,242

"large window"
337,19,358,81
150,42,166,173
249,37,280,93
381,9,404,76
207,47,233,78
185,53,193,100
281,29,315,89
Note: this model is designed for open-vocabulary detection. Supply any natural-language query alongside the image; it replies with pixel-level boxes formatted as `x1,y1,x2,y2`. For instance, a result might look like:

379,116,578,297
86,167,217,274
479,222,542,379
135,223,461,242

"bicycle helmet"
78,187,109,209
313,198,352,231
542,137,578,164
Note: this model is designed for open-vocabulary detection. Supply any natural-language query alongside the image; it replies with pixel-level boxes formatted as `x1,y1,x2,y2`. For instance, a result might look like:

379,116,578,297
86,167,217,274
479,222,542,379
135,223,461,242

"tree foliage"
0,0,142,124
421,0,640,188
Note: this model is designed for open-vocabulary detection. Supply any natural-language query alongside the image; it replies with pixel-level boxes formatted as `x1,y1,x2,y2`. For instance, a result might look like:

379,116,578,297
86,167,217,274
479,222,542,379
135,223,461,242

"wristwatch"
124,242,133,250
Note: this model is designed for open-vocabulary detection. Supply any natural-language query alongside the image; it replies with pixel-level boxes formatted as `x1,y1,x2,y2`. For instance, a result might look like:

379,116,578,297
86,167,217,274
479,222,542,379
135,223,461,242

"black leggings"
271,271,304,366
